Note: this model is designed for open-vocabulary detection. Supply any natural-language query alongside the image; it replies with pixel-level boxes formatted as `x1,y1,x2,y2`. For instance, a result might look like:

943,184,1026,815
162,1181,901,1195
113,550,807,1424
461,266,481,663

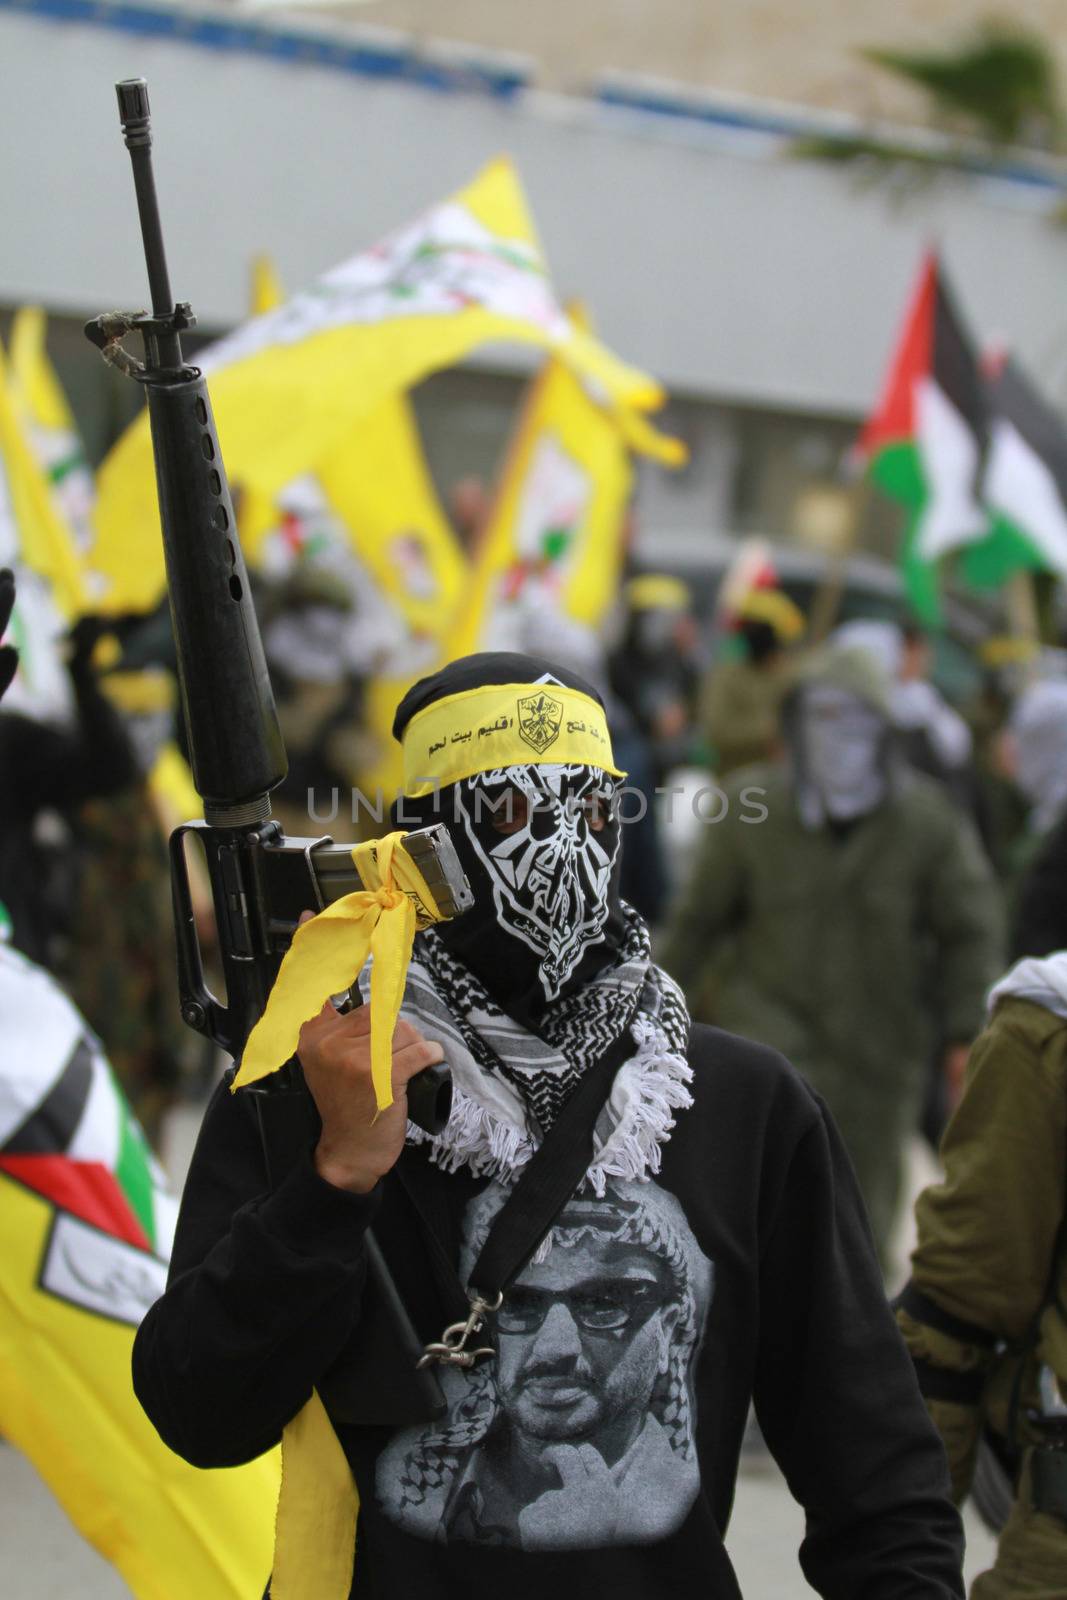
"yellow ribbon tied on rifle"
231,831,429,1111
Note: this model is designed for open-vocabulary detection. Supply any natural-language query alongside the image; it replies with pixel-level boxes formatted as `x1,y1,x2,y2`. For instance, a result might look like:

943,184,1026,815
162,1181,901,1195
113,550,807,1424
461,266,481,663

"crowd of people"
3,518,1067,1596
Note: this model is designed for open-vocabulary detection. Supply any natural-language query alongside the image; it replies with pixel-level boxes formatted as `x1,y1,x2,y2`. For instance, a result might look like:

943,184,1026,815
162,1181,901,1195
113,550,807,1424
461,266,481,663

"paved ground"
1,1106,1000,1597
0,1431,999,1598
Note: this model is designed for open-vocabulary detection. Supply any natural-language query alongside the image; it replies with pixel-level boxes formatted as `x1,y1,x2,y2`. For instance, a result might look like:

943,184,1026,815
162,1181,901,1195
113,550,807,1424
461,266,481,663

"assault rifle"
85,80,468,1136
88,79,471,1423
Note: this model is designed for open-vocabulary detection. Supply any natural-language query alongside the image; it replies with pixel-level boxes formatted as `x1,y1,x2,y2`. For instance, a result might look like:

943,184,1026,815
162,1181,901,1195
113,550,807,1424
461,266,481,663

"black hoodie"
133,1023,964,1599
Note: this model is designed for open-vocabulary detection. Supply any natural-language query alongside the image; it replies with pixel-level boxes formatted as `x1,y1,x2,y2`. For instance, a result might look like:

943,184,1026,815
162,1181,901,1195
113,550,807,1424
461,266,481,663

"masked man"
663,645,1003,1265
135,652,965,1597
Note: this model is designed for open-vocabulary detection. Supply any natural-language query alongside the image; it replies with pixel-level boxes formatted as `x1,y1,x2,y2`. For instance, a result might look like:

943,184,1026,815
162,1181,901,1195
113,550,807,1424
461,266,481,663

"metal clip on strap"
417,1290,503,1371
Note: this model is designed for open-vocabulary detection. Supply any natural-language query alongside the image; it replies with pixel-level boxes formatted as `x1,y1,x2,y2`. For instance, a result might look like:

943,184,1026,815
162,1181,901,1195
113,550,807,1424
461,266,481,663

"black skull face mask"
392,652,628,1023
461,763,620,995
426,762,624,1023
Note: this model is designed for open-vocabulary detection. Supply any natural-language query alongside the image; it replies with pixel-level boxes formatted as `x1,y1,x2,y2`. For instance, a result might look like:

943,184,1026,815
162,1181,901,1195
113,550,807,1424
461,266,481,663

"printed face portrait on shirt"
494,1238,679,1452
376,1178,713,1552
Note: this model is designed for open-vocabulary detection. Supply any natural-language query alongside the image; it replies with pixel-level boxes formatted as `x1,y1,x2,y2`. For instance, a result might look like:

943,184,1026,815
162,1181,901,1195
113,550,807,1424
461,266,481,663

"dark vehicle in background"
635,532,1005,705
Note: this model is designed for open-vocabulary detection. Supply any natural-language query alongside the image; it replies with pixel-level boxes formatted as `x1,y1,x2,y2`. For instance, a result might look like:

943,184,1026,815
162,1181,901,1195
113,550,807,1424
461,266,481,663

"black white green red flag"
962,350,1067,591
857,252,988,621
0,943,279,1598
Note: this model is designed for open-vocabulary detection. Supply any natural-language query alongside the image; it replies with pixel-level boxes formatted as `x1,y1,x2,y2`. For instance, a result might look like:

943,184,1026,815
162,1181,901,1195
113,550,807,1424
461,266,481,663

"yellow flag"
198,254,467,810
0,337,90,721
0,339,88,621
0,945,279,1600
250,253,286,317
9,307,75,433
91,157,664,612
0,1179,279,1600
236,257,289,555
450,334,684,657
147,737,204,827
239,252,466,645
241,256,468,806
319,397,465,642
6,309,206,822
317,393,468,802
9,308,100,571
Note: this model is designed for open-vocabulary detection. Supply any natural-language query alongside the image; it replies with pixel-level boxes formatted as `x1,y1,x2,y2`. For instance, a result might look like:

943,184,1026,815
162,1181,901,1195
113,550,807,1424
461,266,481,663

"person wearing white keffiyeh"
133,648,971,1600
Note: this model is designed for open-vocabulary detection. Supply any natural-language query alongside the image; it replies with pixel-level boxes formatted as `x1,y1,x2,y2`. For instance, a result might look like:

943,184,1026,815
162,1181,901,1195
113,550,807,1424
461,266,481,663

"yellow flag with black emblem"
91,159,664,613
230,257,468,809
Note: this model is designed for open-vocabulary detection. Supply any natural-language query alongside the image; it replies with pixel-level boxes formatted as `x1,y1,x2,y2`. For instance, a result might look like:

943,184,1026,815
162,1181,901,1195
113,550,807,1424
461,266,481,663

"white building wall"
4,1,1067,421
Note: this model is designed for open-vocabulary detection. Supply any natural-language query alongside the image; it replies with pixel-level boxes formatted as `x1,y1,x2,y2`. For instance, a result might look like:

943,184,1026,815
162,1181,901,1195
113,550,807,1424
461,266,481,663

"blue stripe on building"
595,81,1065,196
0,0,529,97
2,0,1063,198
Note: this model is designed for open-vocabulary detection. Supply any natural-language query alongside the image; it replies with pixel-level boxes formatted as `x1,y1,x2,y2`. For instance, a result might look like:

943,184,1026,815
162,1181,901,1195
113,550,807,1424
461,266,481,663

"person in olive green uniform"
897,953,1067,1598
700,588,805,778
663,646,1003,1262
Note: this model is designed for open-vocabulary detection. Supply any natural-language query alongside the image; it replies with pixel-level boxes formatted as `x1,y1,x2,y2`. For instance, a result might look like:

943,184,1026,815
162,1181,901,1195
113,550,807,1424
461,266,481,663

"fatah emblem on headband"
516,691,563,754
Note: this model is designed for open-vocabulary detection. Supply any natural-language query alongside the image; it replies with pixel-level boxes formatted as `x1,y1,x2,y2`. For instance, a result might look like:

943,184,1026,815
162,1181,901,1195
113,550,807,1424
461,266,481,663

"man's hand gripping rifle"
85,80,471,1139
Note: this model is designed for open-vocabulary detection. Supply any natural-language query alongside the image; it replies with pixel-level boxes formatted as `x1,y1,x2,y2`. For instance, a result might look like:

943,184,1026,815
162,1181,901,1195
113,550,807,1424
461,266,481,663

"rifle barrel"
115,78,182,368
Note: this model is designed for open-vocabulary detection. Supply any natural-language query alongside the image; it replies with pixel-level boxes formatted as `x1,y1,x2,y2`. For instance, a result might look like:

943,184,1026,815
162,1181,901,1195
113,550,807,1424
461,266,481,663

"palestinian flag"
962,350,1067,590
0,942,280,1599
858,253,988,621
0,943,175,1264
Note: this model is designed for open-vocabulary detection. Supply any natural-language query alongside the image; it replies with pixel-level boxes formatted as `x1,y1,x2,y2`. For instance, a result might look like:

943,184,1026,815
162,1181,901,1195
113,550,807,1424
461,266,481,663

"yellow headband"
625,574,690,612
979,634,1038,668
401,682,624,798
737,588,806,642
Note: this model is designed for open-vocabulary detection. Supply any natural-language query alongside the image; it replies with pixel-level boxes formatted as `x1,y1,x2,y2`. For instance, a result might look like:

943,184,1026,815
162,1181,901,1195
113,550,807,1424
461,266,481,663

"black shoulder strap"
469,1028,634,1297
397,1026,635,1303
894,1280,999,1350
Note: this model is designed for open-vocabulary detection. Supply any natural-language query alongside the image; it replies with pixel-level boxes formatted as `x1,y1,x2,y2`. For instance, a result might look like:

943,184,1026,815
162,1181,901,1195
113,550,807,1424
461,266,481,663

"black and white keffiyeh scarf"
381,904,693,1197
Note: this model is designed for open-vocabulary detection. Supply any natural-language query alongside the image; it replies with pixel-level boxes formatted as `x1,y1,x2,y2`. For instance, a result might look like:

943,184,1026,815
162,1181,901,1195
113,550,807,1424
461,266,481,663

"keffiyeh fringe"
404,908,693,1193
